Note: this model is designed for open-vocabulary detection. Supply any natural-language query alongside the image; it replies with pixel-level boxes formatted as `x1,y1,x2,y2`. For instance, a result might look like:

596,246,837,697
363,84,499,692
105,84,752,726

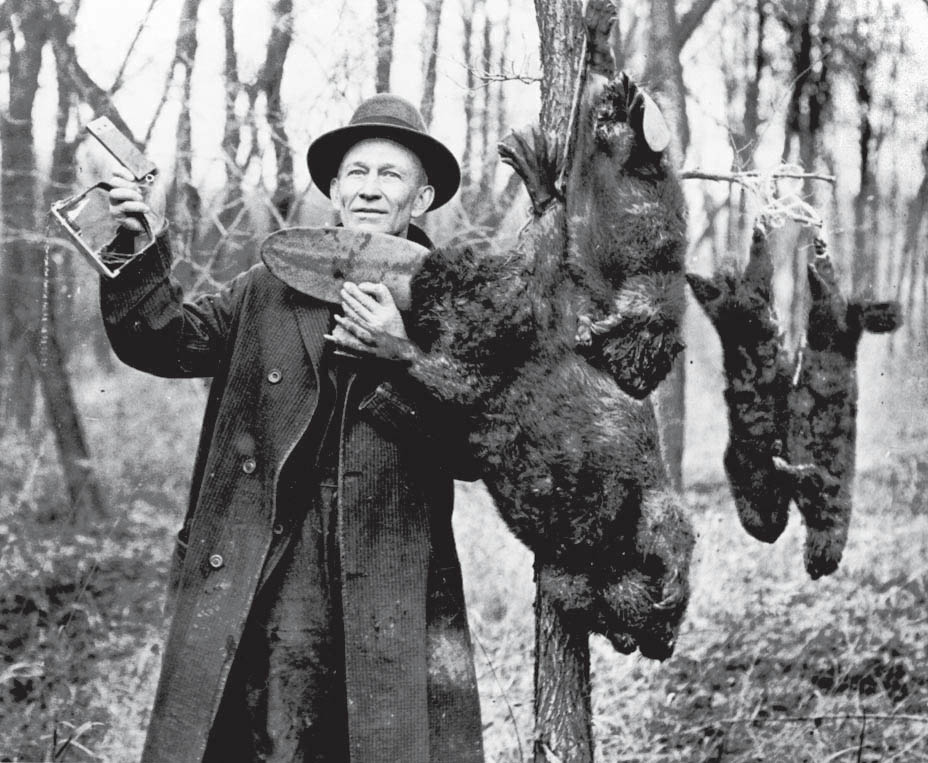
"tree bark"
532,2,591,761
459,0,482,209
677,0,720,47
853,55,875,297
534,0,585,137
36,46,108,520
168,0,204,260
1,0,48,428
898,141,928,343
419,0,445,126
261,0,295,220
375,0,398,93
533,563,593,763
645,0,689,491
777,0,833,343
36,274,108,521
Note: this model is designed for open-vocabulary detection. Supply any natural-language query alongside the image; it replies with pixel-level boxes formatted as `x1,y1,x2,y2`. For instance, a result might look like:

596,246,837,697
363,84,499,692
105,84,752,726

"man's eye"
346,168,365,176
382,171,401,179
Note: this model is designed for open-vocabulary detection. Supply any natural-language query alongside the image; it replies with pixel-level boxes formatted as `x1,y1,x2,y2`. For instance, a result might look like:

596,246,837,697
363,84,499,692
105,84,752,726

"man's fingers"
118,217,146,233
334,314,373,344
341,287,376,319
112,167,136,182
108,185,144,202
343,281,393,309
341,302,368,326
355,282,392,302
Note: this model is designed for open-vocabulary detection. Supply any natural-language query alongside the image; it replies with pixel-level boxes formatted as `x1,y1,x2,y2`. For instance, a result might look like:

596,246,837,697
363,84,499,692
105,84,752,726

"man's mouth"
353,209,386,216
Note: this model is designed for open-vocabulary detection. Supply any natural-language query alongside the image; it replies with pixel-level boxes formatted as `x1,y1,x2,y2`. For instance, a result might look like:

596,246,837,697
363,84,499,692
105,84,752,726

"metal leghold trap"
50,116,159,278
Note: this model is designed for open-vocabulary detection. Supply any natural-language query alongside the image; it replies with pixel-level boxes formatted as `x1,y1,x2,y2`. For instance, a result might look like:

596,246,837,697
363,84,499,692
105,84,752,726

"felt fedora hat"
307,93,461,211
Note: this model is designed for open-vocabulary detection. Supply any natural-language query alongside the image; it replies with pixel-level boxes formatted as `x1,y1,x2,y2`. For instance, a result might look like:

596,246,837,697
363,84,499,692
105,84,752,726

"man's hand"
107,167,166,233
325,282,419,362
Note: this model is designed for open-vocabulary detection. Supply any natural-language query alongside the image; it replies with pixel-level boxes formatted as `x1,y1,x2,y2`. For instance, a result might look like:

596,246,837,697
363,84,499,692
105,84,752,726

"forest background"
1,0,928,760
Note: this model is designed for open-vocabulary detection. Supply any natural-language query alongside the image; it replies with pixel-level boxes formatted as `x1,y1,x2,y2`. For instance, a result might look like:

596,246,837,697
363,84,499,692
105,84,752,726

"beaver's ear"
639,91,671,153
626,81,671,154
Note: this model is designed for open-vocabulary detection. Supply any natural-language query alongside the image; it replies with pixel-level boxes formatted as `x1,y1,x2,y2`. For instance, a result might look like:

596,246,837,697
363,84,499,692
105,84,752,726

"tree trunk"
0,1,47,429
168,0,203,261
196,0,253,281
532,2,591,761
853,56,875,297
36,272,108,521
375,0,398,93
533,563,593,763
645,0,689,491
261,0,295,220
419,0,445,127
534,0,585,137
459,0,482,210
778,0,833,343
36,49,108,520
898,141,928,344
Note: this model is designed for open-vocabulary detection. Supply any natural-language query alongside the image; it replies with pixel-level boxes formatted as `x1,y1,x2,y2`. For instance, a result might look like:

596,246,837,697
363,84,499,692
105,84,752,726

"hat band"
350,114,423,132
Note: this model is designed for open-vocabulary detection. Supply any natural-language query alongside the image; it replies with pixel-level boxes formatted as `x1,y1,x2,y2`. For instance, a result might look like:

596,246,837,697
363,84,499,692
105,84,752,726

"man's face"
330,138,435,237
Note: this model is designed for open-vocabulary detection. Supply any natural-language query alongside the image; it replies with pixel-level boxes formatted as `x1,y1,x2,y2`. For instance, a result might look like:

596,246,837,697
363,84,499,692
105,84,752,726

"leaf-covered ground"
1,345,926,762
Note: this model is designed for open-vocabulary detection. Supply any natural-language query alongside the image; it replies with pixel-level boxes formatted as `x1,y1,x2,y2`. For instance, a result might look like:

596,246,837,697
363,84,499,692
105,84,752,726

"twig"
856,709,866,763
110,0,160,92
680,169,837,184
710,713,928,726
471,65,542,87
680,165,832,229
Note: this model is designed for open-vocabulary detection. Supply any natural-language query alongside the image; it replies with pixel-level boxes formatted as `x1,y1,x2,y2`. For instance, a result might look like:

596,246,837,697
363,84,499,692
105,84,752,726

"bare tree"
260,0,296,219
168,0,204,259
375,0,398,92
644,0,693,493
1,0,48,428
529,4,591,760
0,0,108,518
419,0,445,126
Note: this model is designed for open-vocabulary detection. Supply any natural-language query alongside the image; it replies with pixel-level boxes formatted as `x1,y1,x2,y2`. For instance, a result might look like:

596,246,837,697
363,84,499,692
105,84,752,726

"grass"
1,334,927,762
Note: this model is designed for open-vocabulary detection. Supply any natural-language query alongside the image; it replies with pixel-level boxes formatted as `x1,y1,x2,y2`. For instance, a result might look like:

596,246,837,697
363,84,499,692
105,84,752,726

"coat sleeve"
358,373,481,482
100,231,249,378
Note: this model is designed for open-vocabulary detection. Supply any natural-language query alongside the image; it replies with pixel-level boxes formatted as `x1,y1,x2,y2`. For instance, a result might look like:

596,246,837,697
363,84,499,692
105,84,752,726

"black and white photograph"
0,0,926,760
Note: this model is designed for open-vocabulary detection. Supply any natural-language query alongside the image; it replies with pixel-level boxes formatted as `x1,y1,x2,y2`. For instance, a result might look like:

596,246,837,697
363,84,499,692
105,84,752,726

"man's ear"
411,184,435,217
329,177,344,215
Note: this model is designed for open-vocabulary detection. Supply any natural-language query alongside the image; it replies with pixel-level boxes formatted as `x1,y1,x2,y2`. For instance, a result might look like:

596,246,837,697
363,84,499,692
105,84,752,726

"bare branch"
681,167,836,229
110,0,160,93
472,66,542,86
678,0,720,46
681,169,836,184
40,0,136,139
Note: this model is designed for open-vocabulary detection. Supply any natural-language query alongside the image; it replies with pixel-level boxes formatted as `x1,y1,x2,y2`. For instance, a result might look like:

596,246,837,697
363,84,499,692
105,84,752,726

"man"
103,94,484,763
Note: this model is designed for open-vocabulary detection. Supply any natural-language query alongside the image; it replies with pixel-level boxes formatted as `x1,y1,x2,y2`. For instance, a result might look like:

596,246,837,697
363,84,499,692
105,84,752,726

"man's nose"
359,174,382,198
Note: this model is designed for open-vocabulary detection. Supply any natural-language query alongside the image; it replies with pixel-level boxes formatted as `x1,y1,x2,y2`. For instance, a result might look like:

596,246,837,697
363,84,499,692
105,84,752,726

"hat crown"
306,92,461,210
349,94,426,134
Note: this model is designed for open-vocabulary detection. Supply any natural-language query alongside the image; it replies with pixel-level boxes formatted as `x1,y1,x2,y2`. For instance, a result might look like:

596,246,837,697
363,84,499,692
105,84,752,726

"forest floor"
1,331,927,762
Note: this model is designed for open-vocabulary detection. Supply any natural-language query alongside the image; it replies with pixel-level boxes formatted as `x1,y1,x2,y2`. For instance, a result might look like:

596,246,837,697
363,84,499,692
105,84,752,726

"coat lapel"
290,291,330,380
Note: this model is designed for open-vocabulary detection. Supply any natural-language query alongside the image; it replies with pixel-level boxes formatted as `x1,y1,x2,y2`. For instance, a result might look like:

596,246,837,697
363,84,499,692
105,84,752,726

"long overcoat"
100,227,484,763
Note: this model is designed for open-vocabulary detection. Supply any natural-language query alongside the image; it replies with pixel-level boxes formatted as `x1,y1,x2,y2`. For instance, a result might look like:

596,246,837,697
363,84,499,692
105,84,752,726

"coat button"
242,458,256,474
208,554,224,569
267,369,282,384
272,523,284,535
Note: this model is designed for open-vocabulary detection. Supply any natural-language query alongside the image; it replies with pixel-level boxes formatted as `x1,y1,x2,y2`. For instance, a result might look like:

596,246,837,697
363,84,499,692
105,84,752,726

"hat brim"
307,123,461,211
